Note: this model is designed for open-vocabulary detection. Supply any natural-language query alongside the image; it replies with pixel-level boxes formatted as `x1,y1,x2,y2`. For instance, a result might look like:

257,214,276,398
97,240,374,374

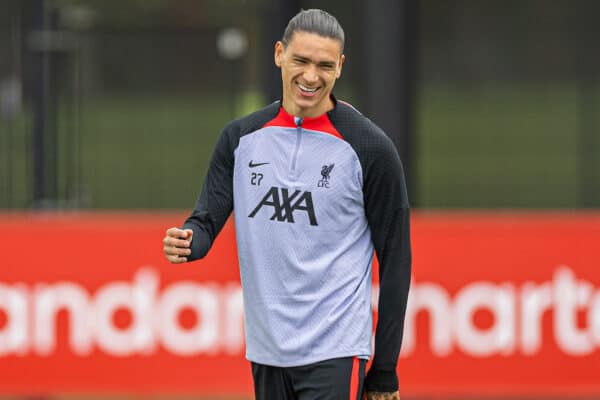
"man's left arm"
362,134,412,395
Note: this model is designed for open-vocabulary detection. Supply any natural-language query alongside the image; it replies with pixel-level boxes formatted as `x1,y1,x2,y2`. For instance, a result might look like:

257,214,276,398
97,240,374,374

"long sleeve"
363,134,412,392
182,122,237,260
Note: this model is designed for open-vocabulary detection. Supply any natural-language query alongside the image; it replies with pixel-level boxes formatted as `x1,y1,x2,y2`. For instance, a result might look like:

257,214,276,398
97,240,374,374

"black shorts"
251,356,367,400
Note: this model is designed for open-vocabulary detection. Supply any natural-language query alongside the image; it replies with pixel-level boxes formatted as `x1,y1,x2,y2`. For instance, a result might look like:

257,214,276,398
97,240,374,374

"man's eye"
294,59,307,64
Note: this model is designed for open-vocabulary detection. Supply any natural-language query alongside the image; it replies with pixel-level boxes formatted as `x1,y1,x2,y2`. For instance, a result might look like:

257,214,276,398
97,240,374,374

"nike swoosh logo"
248,160,270,168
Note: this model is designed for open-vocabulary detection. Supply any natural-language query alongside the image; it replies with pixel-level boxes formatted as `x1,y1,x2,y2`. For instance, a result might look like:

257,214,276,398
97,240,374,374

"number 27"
251,172,263,186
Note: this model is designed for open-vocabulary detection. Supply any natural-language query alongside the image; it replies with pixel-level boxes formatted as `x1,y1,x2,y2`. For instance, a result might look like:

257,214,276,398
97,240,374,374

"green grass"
416,83,596,208
80,94,232,209
1,110,31,208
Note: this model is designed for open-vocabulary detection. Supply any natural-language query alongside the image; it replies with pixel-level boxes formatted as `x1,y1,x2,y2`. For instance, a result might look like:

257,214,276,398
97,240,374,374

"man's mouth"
297,82,319,94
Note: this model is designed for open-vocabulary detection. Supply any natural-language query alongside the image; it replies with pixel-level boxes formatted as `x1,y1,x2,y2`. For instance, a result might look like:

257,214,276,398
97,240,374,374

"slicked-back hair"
281,9,345,53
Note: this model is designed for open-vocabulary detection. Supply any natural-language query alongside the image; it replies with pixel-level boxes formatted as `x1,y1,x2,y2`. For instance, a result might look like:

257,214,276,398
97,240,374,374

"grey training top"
183,97,411,392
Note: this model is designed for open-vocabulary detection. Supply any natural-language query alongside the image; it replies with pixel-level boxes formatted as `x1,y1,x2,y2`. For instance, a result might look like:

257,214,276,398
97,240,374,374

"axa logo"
248,186,318,226
318,164,334,188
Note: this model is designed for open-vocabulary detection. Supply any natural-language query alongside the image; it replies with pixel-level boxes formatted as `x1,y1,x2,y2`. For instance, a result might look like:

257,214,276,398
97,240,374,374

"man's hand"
163,227,193,264
364,392,400,400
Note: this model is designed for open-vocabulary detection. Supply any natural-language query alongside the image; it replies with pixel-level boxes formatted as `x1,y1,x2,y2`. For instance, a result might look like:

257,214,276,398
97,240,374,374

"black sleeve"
363,133,412,393
182,121,238,260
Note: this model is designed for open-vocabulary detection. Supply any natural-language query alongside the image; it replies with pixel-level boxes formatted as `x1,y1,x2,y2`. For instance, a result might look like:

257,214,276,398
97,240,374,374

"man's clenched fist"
163,227,193,264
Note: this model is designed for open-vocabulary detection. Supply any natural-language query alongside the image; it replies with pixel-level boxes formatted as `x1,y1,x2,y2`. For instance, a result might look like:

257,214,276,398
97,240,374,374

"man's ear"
274,41,284,68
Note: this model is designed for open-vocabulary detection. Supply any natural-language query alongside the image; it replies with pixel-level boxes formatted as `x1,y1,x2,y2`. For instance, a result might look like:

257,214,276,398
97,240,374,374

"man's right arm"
163,122,237,263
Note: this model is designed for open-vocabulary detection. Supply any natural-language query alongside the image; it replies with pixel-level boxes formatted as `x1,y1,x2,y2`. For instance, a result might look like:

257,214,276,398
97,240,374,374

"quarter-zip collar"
263,95,343,140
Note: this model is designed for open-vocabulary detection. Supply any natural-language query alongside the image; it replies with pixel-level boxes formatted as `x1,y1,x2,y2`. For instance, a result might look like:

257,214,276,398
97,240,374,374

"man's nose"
303,65,319,84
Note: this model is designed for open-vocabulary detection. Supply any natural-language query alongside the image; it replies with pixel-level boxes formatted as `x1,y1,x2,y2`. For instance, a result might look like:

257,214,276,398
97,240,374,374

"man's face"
274,31,345,118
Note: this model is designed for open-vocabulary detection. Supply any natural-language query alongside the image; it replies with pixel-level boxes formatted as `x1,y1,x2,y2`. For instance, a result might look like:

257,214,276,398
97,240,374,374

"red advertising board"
1,211,599,396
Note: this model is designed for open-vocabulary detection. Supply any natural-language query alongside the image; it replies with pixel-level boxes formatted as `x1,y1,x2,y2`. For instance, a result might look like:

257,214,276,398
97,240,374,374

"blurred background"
1,0,600,399
2,0,599,211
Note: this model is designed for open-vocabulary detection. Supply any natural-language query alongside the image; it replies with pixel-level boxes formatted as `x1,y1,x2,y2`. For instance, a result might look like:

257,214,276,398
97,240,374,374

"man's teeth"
298,83,317,92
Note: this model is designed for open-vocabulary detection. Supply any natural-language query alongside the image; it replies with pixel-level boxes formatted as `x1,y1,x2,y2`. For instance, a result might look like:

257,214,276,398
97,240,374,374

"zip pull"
291,116,303,174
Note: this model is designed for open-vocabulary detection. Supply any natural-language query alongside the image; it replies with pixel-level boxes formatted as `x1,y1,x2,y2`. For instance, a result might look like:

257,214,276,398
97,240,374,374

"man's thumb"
183,229,193,240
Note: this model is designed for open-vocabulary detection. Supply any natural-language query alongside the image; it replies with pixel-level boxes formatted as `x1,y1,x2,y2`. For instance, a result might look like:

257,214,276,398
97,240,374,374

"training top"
182,97,411,392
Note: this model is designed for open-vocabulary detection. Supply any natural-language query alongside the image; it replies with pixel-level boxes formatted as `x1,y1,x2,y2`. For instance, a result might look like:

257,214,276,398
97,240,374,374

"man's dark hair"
282,9,345,52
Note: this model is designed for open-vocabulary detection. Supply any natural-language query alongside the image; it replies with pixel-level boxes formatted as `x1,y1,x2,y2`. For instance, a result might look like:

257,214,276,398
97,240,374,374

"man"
163,9,411,400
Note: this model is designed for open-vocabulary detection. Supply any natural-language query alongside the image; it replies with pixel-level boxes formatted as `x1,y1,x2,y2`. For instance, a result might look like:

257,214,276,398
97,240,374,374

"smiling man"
275,28,343,118
163,9,411,400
